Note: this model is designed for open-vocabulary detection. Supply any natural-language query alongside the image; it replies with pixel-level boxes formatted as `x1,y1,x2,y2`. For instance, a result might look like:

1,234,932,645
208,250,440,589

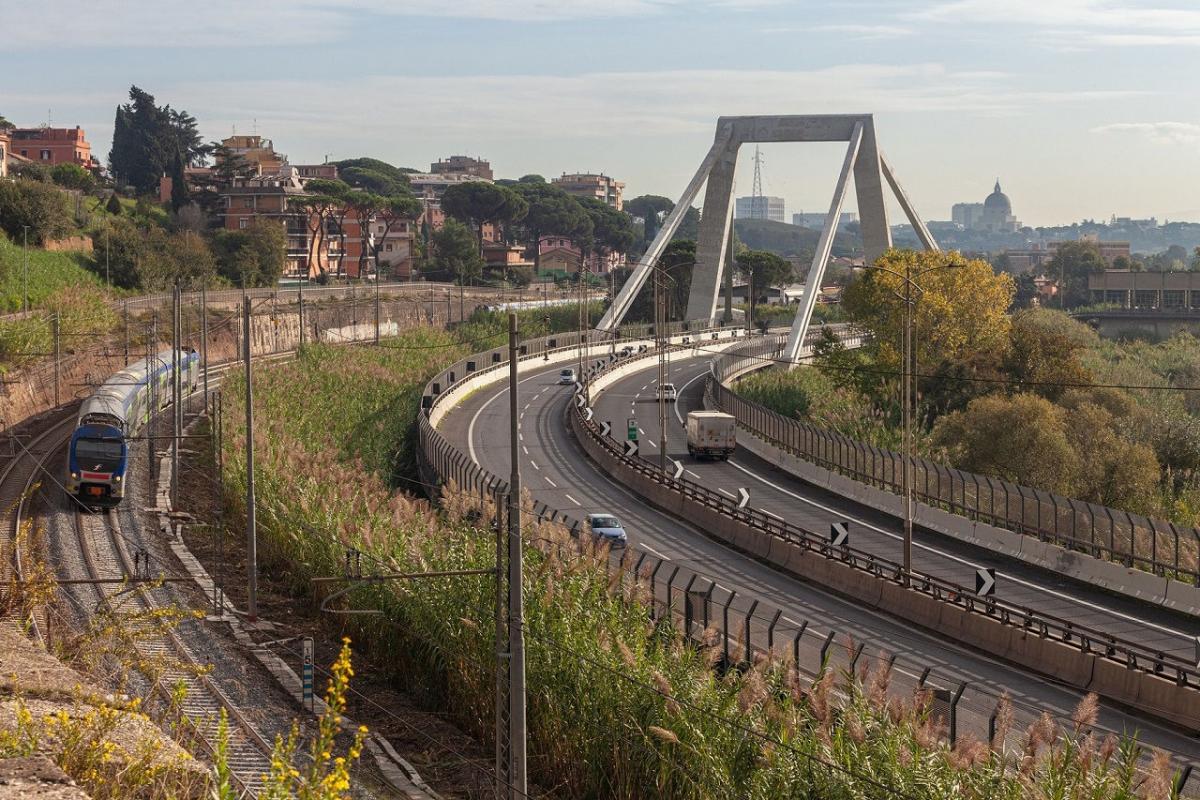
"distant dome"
984,179,1011,215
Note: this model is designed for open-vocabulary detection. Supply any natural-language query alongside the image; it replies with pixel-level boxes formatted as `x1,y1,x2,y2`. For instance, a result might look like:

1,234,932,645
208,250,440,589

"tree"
431,218,484,285
331,158,410,196
109,86,206,194
166,107,209,166
842,249,1015,371
50,163,96,193
579,197,637,261
441,182,528,260
105,193,122,216
1002,309,1094,402
168,149,189,212
625,195,674,246
302,179,353,275
1045,241,1106,309
512,182,592,272
213,219,285,287
0,179,73,244
736,250,792,302
0,115,13,131
195,141,256,224
932,393,1078,495
371,193,422,279
92,218,217,290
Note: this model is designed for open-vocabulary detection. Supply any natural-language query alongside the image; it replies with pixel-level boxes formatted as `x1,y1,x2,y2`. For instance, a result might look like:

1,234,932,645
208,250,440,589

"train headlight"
71,472,78,480
114,475,122,482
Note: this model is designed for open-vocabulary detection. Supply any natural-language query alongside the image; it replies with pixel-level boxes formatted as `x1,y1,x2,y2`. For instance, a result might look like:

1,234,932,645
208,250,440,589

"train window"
76,438,123,462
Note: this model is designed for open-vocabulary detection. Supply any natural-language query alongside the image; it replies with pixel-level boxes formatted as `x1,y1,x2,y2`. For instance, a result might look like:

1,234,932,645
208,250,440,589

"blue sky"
5,0,1200,226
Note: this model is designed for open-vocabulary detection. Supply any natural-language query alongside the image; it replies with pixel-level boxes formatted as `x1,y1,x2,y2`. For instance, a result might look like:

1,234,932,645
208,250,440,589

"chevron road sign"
673,459,684,480
737,488,750,509
830,521,849,547
624,440,639,457
584,407,594,422
976,568,996,597
601,421,611,438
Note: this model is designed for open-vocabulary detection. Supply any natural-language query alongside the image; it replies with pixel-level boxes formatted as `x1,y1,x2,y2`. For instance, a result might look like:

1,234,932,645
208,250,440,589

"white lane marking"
467,372,544,465
718,488,736,499
674,369,710,425
639,542,670,560
646,440,657,448
686,469,701,479
524,403,530,411
638,428,646,435
546,477,558,488
763,509,783,520
522,446,529,455
724,459,1192,642
530,460,540,471
641,384,649,391
518,433,524,441
564,493,580,506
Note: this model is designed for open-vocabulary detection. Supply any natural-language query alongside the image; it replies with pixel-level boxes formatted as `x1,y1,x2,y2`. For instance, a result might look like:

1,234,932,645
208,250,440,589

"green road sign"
627,418,638,441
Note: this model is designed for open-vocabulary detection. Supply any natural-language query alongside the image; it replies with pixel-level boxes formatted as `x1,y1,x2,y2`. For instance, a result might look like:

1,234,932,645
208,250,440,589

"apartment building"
430,155,493,180
8,126,94,168
551,172,624,210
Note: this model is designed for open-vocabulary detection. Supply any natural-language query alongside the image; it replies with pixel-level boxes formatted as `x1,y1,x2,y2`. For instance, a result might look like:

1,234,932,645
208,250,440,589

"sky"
4,0,1200,227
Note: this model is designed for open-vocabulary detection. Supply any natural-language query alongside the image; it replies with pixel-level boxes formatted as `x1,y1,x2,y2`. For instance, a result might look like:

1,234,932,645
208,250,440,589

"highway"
438,350,1200,763
591,350,1200,662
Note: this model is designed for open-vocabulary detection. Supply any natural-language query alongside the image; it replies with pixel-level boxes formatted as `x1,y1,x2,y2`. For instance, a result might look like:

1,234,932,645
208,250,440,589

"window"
1164,290,1185,309
1134,289,1158,309
1105,290,1126,306
239,218,249,229
40,149,51,160
1191,291,1200,309
242,197,254,208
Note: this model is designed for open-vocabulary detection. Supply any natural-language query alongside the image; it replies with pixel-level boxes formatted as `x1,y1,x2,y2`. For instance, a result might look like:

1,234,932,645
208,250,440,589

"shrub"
0,179,73,244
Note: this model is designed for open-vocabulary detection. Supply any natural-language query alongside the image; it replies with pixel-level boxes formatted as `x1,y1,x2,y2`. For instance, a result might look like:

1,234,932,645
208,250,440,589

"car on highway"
558,368,576,385
587,513,628,548
656,382,677,402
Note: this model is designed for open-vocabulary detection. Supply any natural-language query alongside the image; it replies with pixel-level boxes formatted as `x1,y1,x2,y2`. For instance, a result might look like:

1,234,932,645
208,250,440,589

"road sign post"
627,418,638,441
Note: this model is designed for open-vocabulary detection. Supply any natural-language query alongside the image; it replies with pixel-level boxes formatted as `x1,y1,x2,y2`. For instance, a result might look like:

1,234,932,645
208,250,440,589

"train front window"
75,438,123,468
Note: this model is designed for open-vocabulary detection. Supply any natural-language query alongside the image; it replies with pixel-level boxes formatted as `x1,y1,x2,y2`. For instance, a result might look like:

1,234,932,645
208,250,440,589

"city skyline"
5,1,1200,226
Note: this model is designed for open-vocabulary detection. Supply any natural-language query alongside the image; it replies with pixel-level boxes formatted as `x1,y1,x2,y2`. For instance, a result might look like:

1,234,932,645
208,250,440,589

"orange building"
9,126,94,168
216,135,285,176
0,129,9,177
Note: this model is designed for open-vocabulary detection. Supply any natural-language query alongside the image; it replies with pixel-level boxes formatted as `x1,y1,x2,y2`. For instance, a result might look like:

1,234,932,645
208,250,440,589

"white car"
657,383,677,402
588,513,628,548
559,368,576,385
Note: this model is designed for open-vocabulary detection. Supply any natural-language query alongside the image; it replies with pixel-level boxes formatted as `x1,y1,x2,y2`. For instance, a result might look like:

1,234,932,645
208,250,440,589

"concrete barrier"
708,388,1200,620
572,405,1200,731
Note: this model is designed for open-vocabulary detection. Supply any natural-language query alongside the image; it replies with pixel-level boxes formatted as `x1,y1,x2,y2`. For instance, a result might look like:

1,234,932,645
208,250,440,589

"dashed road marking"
564,493,580,506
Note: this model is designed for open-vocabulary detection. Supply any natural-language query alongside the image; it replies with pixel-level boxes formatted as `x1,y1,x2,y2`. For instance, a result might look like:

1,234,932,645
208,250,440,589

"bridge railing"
708,337,1200,586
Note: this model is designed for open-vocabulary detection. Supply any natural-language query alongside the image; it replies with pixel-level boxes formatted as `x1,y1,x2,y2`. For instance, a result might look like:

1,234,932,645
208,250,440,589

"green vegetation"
740,247,1200,527
219,325,1180,799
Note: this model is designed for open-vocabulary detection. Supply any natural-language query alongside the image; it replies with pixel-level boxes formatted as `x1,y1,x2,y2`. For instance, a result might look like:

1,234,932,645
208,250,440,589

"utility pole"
655,264,667,471
171,285,182,511
243,296,259,621
577,256,587,401
506,313,527,799
493,481,508,797
123,301,130,366
298,271,305,348
201,286,209,407
105,223,110,286
147,317,156,504
901,271,913,574
52,313,60,407
374,266,381,345
22,226,29,315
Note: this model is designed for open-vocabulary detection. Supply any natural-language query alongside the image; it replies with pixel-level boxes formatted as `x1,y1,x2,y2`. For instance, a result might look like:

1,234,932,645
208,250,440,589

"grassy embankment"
0,233,117,372
216,314,1175,799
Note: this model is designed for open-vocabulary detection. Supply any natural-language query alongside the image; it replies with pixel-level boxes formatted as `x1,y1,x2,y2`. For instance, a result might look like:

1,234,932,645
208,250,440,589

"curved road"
438,351,1200,763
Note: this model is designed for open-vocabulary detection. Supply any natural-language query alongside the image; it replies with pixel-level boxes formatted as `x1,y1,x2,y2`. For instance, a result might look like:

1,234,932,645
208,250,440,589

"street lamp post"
22,226,29,315
865,259,962,575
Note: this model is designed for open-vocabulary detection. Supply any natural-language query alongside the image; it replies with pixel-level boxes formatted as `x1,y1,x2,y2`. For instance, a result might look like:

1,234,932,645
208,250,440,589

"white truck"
686,411,736,460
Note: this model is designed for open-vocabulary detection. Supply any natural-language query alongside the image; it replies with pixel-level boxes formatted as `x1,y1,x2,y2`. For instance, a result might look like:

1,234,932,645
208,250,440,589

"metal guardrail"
709,335,1200,586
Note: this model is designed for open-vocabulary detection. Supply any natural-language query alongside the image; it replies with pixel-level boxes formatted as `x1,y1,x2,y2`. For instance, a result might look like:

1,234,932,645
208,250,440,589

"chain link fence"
709,334,1200,586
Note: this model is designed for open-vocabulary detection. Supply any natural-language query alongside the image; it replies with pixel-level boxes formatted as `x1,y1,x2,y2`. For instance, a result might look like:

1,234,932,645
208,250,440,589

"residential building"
293,163,339,181
0,129,8,178
430,155,493,180
8,126,94,168
1087,270,1200,309
1051,234,1130,265
735,195,785,223
552,172,624,210
537,235,624,274
792,211,856,230
483,242,535,275
216,135,285,176
220,172,335,278
366,212,419,280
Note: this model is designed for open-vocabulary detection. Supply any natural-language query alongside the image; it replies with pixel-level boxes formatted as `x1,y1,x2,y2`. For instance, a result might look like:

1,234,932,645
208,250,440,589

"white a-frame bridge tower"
597,114,939,363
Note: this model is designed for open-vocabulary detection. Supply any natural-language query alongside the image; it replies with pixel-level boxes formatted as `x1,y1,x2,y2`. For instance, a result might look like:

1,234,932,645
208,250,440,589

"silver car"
588,513,628,548
559,368,576,385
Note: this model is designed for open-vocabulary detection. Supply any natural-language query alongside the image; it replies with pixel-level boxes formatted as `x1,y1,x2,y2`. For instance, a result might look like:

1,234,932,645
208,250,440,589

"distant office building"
431,155,493,180
1088,270,1200,310
951,202,985,230
9,126,94,169
552,172,624,210
736,196,785,223
792,211,856,230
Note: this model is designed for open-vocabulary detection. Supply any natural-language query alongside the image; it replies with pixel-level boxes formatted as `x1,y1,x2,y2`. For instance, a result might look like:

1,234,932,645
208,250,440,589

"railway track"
0,410,79,643
74,507,275,797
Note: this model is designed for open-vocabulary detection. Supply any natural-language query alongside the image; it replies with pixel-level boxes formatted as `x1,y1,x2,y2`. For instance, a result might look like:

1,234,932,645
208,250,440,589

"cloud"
772,23,915,39
917,0,1200,47
3,0,760,47
1092,122,1200,146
